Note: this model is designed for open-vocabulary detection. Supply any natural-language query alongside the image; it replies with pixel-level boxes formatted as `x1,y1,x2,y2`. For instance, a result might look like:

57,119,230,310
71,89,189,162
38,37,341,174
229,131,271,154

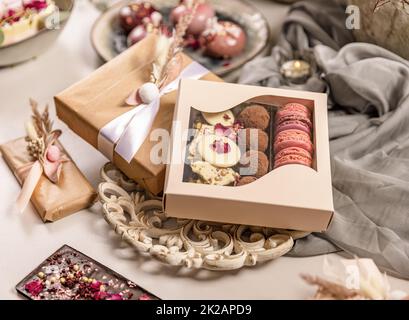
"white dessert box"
164,79,334,232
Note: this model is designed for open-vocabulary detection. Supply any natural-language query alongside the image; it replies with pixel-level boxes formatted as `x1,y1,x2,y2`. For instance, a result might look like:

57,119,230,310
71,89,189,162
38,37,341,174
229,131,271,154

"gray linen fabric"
239,0,409,278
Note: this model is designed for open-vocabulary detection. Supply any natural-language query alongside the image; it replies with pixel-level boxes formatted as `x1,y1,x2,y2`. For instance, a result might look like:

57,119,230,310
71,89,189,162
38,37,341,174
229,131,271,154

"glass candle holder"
280,59,312,84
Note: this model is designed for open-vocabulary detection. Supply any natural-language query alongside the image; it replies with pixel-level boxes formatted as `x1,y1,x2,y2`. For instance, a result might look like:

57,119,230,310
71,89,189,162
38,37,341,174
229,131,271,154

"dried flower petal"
90,281,102,292
211,139,231,154
138,293,152,300
107,293,123,300
93,291,108,300
214,123,237,141
25,280,44,297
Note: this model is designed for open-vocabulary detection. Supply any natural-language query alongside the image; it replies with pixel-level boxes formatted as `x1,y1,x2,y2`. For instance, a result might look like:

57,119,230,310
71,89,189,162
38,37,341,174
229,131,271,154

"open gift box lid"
164,79,334,232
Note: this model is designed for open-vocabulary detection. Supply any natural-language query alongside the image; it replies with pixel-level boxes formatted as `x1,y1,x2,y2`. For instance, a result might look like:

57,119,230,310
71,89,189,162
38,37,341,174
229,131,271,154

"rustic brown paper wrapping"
0,138,96,222
54,35,222,195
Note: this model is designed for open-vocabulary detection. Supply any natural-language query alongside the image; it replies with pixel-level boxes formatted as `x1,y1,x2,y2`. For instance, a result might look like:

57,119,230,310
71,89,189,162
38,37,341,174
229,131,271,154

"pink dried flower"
138,293,152,300
107,293,123,300
90,281,102,292
214,123,237,141
25,280,44,297
93,291,109,300
211,139,231,154
23,0,48,11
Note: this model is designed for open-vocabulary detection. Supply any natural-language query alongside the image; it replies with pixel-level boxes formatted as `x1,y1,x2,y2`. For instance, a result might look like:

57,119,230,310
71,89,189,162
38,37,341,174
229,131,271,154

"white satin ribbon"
98,61,209,163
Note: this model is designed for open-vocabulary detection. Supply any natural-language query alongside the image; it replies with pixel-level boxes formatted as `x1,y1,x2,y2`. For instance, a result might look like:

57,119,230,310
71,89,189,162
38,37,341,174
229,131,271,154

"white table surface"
1,1,409,300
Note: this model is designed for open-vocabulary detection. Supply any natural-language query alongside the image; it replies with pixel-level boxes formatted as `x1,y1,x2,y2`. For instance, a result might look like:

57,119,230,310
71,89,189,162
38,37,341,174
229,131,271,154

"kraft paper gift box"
164,79,334,232
54,35,221,195
0,138,96,222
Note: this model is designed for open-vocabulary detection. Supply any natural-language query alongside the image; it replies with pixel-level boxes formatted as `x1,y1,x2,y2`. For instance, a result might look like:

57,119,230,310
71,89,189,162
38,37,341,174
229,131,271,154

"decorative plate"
91,0,270,77
98,163,310,271
0,0,73,67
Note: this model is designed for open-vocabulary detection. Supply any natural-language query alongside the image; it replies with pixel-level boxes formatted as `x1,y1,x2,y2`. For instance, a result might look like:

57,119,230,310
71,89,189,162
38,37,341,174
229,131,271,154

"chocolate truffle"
119,2,159,33
242,128,269,152
199,20,246,59
236,176,257,186
239,150,269,178
237,105,270,131
127,24,148,46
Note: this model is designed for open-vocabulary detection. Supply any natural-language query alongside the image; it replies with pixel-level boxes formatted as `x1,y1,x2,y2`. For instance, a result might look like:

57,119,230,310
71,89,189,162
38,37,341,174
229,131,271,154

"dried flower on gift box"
14,99,70,213
126,0,200,106
25,98,65,183
0,99,96,222
302,256,409,300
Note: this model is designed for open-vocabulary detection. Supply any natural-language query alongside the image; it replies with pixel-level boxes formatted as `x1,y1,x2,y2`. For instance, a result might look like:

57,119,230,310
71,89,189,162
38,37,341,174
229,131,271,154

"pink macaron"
280,103,311,117
274,147,312,169
274,129,313,154
275,112,312,130
275,119,311,136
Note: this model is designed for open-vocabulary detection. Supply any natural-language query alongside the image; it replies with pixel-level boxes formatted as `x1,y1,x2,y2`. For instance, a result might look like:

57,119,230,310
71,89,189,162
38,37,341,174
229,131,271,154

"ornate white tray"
98,163,309,271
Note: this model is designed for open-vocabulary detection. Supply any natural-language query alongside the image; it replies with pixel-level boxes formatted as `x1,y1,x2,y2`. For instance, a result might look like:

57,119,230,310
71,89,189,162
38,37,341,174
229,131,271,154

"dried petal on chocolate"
138,293,152,300
25,280,44,297
211,139,231,154
93,291,109,300
90,280,102,292
107,293,124,300
214,123,237,141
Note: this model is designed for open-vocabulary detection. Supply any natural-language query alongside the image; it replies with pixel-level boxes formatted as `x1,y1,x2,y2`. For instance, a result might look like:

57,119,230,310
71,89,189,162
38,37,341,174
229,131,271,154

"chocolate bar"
16,245,159,300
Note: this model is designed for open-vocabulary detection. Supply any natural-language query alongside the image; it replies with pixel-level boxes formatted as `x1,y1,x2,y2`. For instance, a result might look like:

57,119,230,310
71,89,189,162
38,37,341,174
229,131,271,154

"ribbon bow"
98,61,209,163
16,130,69,213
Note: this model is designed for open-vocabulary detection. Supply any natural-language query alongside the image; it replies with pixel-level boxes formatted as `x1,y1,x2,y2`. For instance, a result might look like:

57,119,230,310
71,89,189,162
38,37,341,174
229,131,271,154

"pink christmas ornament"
200,20,246,58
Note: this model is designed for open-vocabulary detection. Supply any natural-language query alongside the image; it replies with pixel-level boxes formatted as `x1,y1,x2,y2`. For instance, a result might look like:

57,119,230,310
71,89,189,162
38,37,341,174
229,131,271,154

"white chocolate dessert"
0,0,57,47
191,161,239,186
197,134,241,168
186,110,245,186
202,110,234,126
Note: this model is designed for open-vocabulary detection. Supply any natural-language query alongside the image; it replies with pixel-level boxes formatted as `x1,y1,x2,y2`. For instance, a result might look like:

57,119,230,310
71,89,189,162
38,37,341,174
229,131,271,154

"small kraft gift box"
54,35,221,195
164,79,334,232
0,101,96,222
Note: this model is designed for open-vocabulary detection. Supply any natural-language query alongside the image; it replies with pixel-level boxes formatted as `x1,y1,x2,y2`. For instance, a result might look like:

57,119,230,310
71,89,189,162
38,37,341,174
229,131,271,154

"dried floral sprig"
29,98,53,137
26,99,62,169
302,257,409,300
157,0,199,88
126,0,200,106
16,99,66,212
301,274,364,300
150,35,172,85
166,1,199,64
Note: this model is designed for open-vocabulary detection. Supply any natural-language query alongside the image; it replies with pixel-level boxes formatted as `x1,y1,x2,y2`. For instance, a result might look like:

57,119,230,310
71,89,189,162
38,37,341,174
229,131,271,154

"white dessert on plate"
0,0,57,47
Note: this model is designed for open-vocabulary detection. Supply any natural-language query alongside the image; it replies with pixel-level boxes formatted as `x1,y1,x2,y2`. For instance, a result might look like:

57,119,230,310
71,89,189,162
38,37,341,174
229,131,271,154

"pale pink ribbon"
97,61,209,163
15,155,69,213
16,161,43,213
